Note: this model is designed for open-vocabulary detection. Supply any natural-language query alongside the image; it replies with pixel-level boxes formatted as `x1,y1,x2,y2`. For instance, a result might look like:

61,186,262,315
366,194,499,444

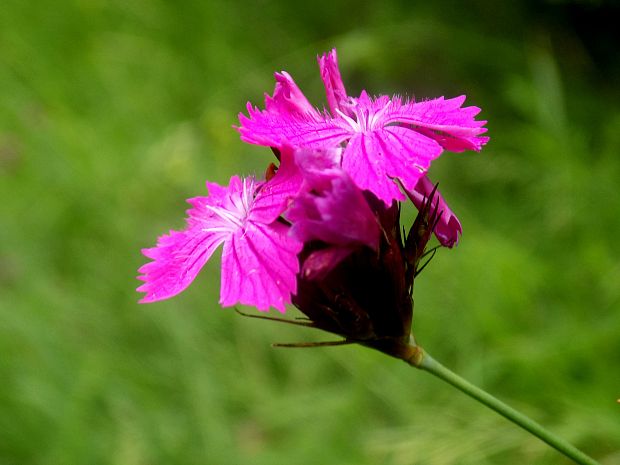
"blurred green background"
1,1,619,464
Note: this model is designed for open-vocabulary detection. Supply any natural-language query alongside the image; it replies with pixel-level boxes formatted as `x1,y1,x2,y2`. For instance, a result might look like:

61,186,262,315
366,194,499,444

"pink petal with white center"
237,103,350,149
138,172,303,311
265,71,319,118
220,221,302,312
318,49,351,116
137,227,228,303
185,176,255,231
409,175,462,247
137,179,248,304
185,179,242,229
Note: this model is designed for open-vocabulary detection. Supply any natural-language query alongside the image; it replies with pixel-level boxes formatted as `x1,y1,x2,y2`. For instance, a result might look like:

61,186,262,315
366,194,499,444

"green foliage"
1,1,618,464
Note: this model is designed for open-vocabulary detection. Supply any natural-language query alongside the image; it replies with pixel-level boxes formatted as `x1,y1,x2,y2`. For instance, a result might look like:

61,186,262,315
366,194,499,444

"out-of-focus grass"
1,1,618,464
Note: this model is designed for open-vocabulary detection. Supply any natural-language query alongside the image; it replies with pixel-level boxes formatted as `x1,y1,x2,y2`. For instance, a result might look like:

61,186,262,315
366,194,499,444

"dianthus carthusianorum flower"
139,48,489,316
137,165,303,312
238,49,489,216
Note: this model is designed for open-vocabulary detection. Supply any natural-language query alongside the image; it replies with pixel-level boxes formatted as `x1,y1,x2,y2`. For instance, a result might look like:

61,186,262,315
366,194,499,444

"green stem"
405,346,600,465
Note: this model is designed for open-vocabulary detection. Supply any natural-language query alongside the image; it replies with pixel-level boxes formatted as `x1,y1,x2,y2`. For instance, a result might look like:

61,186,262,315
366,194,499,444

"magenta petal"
288,172,379,249
287,155,379,279
318,49,351,116
301,246,354,280
387,95,489,147
138,173,304,311
295,145,342,172
435,213,463,247
379,126,444,191
137,227,227,303
265,71,319,117
186,176,249,229
293,146,343,190
220,222,302,312
186,181,237,229
238,103,351,149
343,132,404,205
415,127,490,152
410,175,462,247
250,147,304,224
343,127,443,205
137,177,251,304
203,180,228,203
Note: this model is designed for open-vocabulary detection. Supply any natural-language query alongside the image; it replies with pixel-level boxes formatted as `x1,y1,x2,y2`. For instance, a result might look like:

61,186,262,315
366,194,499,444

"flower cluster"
138,49,487,347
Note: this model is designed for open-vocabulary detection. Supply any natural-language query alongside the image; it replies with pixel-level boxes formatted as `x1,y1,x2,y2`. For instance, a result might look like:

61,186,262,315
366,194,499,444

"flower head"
238,49,489,207
139,48,489,334
137,166,303,312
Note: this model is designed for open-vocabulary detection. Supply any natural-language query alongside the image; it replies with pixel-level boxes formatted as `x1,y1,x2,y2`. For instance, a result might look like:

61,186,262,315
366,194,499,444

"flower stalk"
404,344,600,465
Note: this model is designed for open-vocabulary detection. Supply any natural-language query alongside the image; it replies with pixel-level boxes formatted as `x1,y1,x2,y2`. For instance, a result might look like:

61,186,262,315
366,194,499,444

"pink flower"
137,166,303,312
238,49,489,207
